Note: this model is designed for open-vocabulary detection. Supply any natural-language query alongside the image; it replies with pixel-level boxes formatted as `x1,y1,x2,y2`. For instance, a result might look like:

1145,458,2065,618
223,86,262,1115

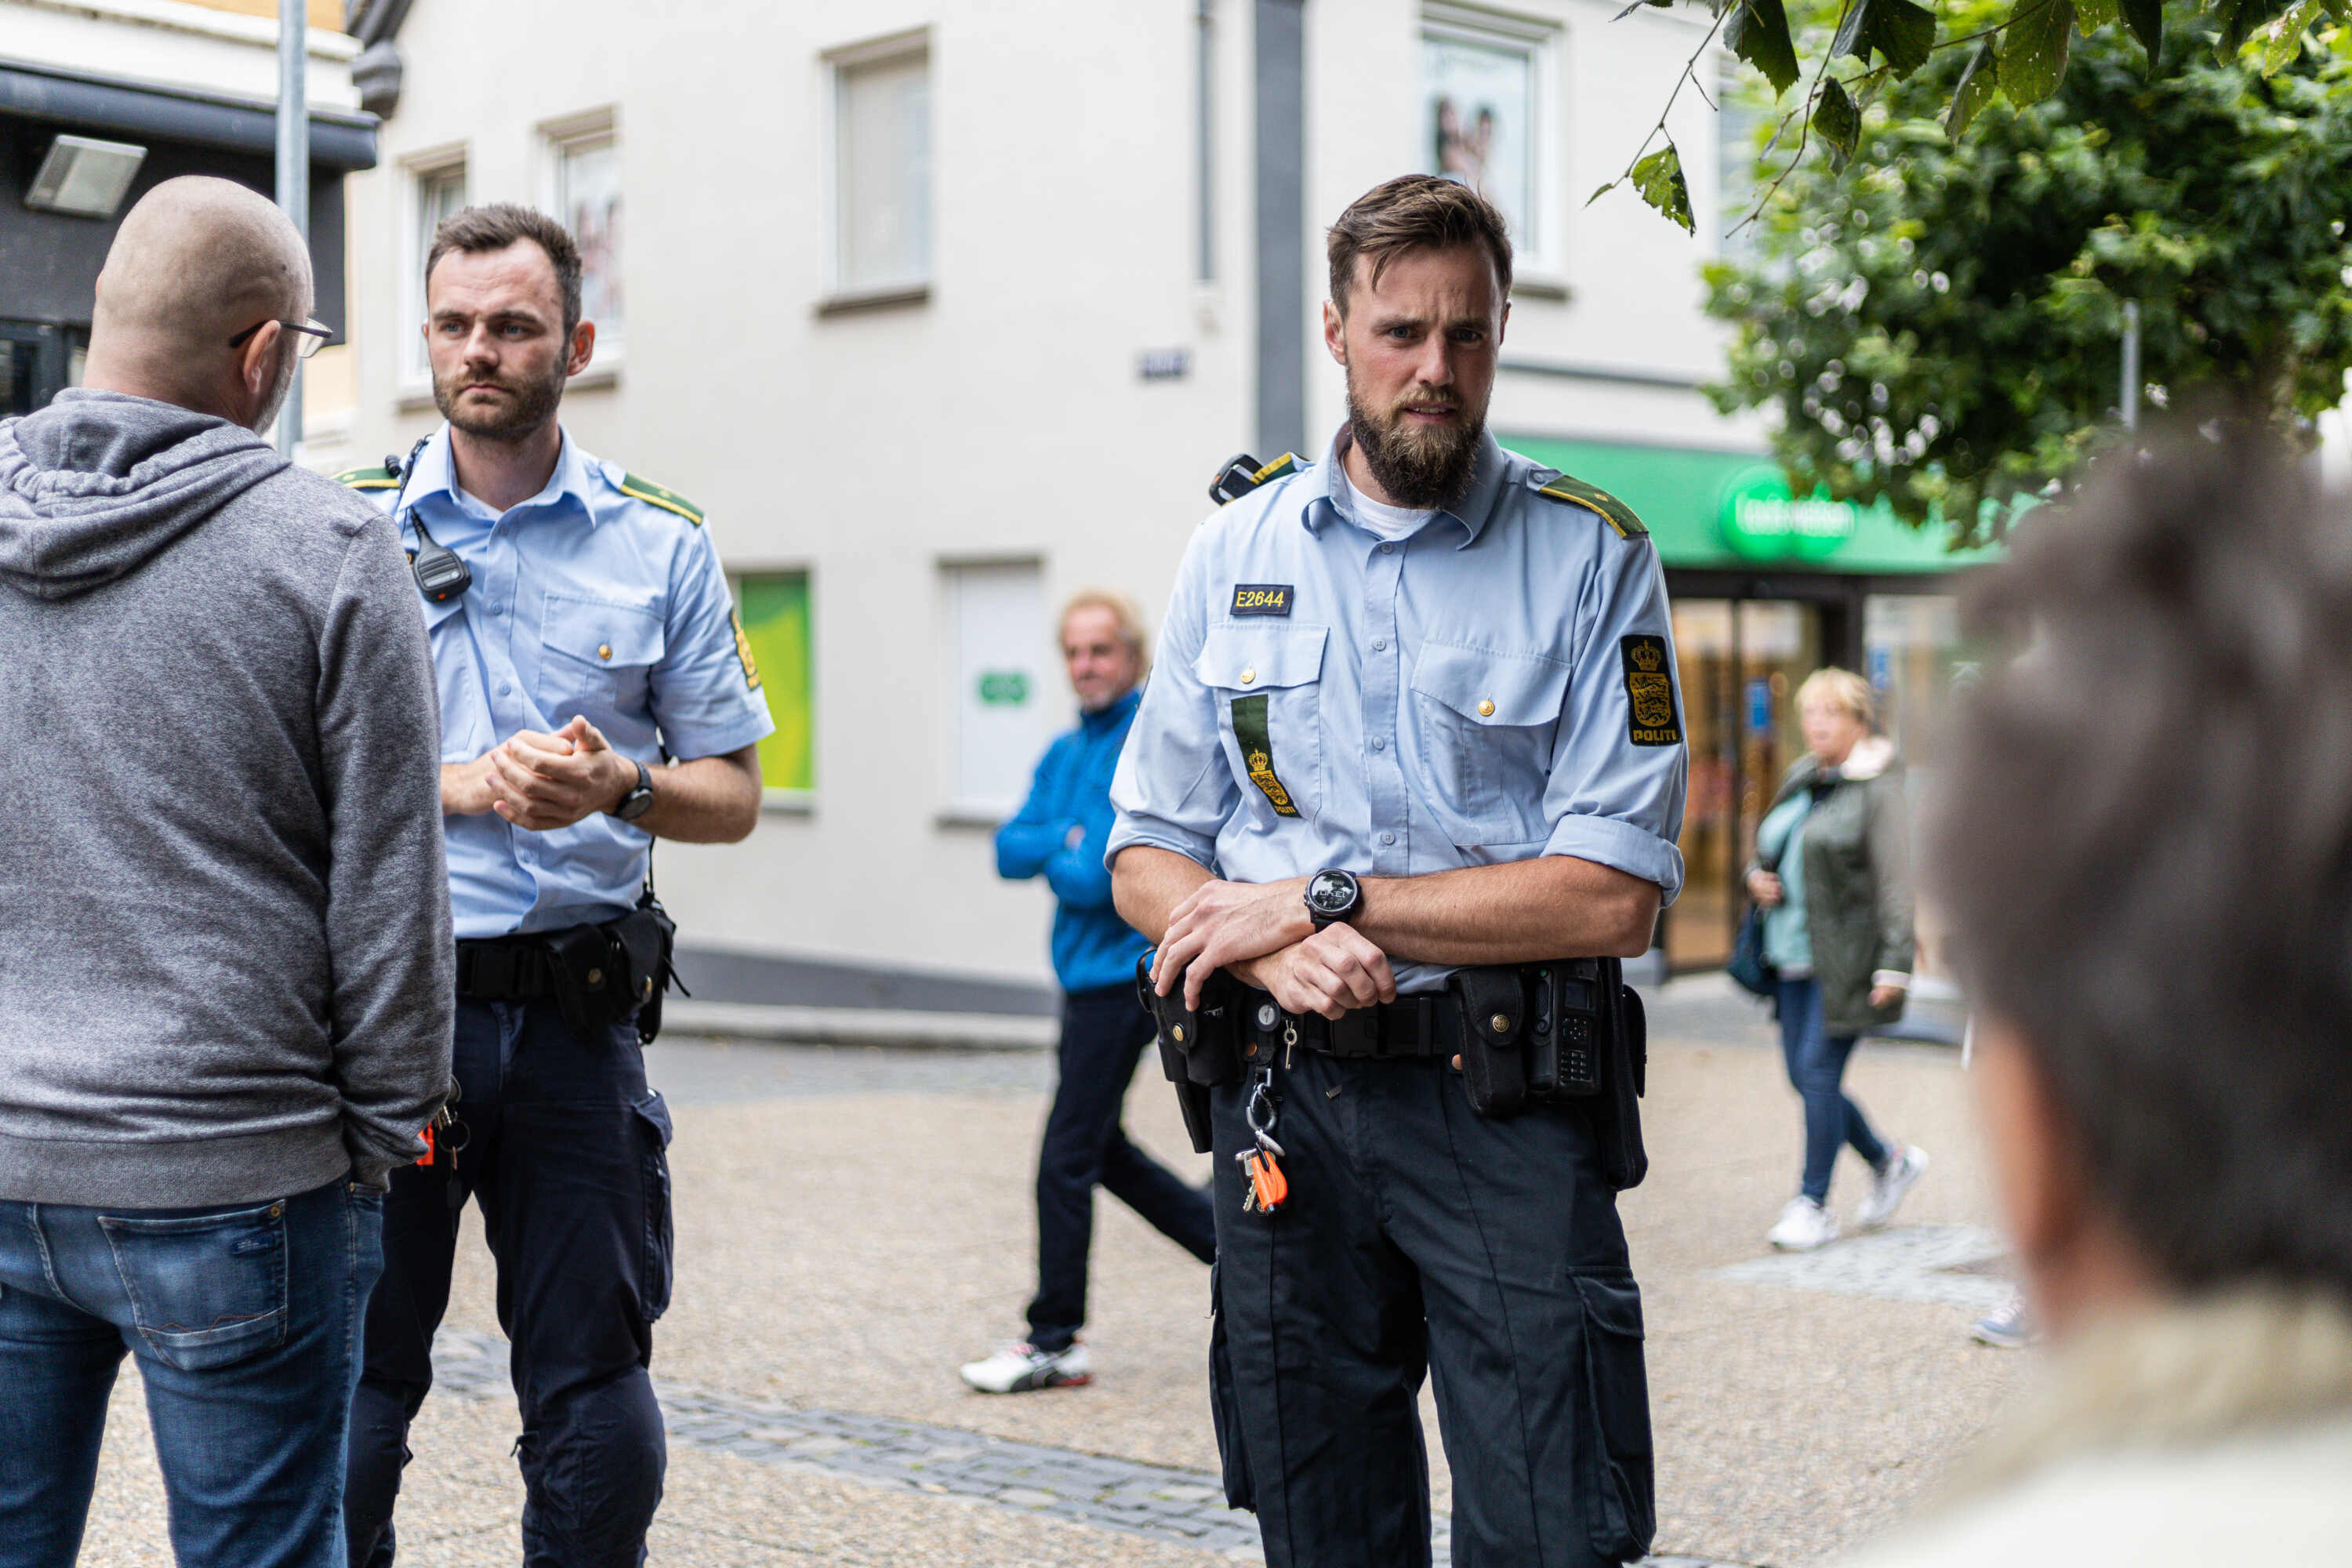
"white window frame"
401,146,467,395
539,107,624,379
821,27,934,312
1421,2,1567,296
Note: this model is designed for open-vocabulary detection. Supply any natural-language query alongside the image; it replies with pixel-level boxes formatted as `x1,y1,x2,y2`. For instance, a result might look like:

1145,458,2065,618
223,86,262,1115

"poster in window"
1422,30,1537,254
561,140,624,336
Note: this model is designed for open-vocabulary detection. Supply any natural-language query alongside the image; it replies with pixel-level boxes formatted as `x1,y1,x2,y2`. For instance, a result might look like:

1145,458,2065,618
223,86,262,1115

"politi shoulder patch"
1535,472,1648,540
334,465,397,490
1619,634,1682,747
617,472,705,525
731,610,763,690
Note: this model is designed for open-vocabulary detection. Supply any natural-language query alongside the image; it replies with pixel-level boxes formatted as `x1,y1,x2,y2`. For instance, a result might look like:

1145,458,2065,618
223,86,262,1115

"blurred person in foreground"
339,205,770,1568
1843,421,2352,1566
1745,668,1928,1251
960,593,1216,1394
0,177,451,1566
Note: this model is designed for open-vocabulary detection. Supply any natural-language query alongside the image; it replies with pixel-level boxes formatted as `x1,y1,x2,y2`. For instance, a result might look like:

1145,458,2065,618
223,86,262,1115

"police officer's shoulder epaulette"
333,465,398,490
1534,471,1648,540
616,472,706,526
1208,451,1305,506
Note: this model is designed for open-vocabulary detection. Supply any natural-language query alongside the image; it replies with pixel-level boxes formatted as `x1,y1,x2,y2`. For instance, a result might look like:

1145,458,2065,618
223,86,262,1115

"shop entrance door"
1662,597,1824,971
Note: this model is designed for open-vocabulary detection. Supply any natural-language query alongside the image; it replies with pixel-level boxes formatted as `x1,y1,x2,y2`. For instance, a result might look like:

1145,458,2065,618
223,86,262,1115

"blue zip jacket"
996,686,1150,993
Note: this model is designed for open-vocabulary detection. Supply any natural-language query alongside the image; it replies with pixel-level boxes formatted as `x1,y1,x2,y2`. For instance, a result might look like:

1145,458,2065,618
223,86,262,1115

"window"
831,34,931,298
407,157,466,382
550,119,624,347
942,562,1051,819
731,572,815,800
1421,5,1561,285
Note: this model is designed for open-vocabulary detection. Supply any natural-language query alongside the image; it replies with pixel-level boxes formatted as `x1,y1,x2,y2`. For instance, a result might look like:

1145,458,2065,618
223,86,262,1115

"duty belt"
454,937,560,1001
1237,987,1465,1058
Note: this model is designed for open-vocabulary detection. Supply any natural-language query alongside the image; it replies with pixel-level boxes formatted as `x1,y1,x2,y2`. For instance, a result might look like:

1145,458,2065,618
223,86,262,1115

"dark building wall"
0,118,348,336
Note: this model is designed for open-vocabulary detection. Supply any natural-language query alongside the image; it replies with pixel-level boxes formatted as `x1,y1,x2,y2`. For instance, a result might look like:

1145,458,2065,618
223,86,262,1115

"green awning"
1503,434,2002,574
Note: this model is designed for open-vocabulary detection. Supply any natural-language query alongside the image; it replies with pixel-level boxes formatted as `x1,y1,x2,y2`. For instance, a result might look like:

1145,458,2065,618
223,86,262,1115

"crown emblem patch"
1618,634,1682,747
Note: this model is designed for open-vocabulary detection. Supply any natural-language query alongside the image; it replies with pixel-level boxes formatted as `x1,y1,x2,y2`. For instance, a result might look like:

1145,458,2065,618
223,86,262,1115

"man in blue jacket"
961,592,1217,1393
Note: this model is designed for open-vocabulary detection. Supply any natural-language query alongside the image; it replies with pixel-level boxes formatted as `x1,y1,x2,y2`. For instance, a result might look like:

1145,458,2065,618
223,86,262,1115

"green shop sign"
1717,465,1860,562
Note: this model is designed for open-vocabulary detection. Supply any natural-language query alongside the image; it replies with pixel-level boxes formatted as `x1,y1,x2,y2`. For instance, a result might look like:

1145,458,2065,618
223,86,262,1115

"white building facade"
338,0,1968,1000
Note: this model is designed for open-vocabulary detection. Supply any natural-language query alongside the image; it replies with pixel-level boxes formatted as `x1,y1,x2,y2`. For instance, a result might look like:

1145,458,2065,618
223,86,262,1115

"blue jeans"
1776,978,1888,1203
0,1174,383,1568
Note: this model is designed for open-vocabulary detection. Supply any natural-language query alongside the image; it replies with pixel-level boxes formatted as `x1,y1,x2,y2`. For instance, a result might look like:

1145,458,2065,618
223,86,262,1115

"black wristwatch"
1304,868,1363,929
610,759,655,822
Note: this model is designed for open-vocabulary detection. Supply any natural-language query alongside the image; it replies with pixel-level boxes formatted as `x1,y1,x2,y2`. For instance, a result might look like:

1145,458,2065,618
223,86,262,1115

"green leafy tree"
1700,16,2352,539
1597,0,2349,232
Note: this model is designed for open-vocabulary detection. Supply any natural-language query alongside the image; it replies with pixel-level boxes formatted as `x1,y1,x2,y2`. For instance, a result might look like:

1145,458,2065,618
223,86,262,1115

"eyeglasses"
227,317,335,361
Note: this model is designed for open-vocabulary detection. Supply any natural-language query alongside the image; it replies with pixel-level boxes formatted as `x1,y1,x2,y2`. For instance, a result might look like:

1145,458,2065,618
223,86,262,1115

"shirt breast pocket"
540,593,666,729
1196,622,1328,828
1408,641,1570,848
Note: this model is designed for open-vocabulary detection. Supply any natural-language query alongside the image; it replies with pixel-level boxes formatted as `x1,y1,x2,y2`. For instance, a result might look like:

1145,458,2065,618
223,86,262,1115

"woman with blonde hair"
1746,667,1929,1250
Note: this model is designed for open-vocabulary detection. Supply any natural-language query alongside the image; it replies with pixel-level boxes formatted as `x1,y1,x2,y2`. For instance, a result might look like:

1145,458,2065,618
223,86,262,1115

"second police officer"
337,205,774,1567
1109,176,1687,1567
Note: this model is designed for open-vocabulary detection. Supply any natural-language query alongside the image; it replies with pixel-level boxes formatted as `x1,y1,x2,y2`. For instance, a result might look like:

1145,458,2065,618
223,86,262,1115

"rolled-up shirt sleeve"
1108,531,1236,872
1541,532,1689,903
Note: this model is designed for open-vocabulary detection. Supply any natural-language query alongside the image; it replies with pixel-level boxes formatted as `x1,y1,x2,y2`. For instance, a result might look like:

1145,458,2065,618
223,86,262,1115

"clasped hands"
446,715,637,831
1149,877,1396,1021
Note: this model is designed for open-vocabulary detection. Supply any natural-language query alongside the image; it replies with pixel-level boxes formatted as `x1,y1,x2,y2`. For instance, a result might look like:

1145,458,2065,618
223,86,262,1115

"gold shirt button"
598,644,614,662
1477,699,1496,717
1240,668,1257,684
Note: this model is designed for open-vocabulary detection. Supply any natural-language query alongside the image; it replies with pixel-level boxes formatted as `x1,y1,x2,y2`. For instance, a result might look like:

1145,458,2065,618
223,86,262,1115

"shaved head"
85,176,314,426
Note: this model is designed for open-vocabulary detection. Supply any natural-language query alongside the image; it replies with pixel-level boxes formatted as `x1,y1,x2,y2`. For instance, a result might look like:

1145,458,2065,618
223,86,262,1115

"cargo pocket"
633,1091,677,1323
1207,1263,1255,1511
1573,1271,1655,1560
100,1200,290,1372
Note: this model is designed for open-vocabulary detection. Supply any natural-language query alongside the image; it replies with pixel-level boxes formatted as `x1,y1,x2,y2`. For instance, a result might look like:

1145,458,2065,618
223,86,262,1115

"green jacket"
1751,738,1916,1035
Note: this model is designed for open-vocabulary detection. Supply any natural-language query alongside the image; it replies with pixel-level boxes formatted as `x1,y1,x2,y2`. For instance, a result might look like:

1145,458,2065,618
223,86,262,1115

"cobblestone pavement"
78,975,2031,1566
417,1324,1749,1567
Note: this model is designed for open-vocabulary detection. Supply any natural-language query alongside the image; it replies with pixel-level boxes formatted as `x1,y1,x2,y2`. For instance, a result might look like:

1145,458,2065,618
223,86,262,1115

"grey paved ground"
77,975,2031,1566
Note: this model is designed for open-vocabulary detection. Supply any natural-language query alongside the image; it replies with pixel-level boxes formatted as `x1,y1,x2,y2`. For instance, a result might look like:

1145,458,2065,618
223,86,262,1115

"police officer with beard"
337,204,771,1567
1109,176,1687,1567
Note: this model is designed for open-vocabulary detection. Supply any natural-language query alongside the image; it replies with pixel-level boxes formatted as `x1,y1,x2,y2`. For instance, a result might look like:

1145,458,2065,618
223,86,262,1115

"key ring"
1245,1071,1285,1156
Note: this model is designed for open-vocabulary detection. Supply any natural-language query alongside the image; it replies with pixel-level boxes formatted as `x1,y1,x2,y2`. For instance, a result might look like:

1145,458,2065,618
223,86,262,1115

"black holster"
1137,953,1243,1153
544,896,681,1046
1450,958,1650,1190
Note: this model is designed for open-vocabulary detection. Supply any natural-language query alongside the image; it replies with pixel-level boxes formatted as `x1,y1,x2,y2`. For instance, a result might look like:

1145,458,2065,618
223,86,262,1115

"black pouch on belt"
1451,965,1529,1117
543,902,677,1044
1137,953,1242,1153
1585,975,1650,1191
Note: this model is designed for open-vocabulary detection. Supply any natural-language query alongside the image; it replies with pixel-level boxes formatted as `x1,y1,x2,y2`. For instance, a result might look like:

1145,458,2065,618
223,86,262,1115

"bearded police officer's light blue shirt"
342,426,773,939
1107,428,1687,996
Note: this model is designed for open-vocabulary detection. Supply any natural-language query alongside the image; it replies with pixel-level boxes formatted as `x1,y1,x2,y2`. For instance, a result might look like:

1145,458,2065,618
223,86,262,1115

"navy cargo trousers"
344,998,675,1568
1207,1049,1655,1568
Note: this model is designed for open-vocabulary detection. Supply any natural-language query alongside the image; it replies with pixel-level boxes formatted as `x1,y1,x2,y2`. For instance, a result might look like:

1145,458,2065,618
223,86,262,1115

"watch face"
1306,869,1357,916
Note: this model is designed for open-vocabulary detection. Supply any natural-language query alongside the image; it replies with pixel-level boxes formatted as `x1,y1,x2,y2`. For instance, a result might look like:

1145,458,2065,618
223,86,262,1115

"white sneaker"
1768,1196,1839,1251
1970,1292,2037,1349
1856,1145,1929,1231
958,1340,1091,1394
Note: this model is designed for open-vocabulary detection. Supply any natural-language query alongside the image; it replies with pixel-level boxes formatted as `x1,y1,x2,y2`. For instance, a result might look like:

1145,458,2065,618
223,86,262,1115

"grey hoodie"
0,389,452,1207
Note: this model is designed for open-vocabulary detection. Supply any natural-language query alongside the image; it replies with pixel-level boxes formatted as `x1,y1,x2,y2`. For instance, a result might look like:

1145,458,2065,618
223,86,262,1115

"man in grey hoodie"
0,177,452,1568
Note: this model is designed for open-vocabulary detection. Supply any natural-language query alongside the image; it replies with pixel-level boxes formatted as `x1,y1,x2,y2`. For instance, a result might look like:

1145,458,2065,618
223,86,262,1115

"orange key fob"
1243,1149,1288,1214
417,1123,436,1167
